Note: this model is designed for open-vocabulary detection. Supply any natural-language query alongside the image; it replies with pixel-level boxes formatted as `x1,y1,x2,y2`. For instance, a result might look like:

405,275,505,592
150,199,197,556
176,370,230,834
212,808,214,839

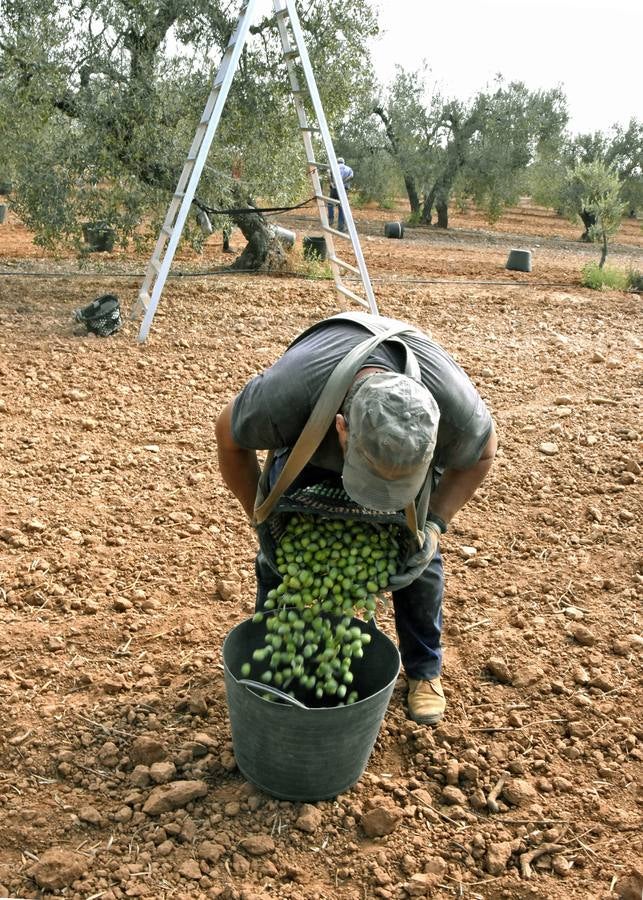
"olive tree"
0,0,378,267
531,120,642,236
559,160,624,265
364,70,567,228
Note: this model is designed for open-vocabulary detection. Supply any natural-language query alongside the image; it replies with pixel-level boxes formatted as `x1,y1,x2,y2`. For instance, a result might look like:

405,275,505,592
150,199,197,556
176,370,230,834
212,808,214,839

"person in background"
328,157,354,233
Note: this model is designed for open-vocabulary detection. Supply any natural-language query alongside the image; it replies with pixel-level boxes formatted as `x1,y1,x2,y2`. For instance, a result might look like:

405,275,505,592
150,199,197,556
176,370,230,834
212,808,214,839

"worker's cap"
337,157,345,164
342,372,439,512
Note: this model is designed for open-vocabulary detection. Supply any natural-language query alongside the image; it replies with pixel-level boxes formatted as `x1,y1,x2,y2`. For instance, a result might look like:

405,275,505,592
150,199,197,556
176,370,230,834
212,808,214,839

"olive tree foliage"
354,69,567,228
0,0,378,263
459,82,567,223
558,160,624,265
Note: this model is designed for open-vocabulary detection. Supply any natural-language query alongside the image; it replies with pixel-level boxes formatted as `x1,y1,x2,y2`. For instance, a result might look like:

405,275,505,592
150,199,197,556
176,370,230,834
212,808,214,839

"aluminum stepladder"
132,0,378,343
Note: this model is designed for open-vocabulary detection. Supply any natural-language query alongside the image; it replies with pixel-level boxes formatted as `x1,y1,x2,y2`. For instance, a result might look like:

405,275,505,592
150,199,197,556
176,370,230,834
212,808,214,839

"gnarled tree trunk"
228,184,288,272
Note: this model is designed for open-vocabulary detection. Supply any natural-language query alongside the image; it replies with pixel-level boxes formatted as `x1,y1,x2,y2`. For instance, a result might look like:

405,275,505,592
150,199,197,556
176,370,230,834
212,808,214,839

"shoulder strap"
254,318,425,541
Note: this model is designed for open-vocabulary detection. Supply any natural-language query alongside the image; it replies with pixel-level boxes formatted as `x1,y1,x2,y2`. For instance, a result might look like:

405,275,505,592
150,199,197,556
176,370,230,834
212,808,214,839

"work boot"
407,677,446,725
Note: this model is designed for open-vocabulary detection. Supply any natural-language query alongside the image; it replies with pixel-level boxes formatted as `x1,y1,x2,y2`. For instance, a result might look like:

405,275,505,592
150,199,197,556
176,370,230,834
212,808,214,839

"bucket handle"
238,679,309,709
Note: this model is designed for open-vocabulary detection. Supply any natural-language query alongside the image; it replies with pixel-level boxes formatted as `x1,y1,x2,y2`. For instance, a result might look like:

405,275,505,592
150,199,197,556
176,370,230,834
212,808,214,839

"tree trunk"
373,104,420,217
228,185,288,272
404,176,421,217
420,192,433,225
580,208,596,242
436,199,449,229
598,232,608,269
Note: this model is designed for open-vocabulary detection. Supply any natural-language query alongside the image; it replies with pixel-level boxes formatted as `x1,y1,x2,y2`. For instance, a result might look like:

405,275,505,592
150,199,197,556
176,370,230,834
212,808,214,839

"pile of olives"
240,513,402,706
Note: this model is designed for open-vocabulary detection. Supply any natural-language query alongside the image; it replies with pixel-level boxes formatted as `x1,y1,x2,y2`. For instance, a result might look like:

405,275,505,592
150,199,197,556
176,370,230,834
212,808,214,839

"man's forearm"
429,429,497,526
215,400,261,519
218,445,261,519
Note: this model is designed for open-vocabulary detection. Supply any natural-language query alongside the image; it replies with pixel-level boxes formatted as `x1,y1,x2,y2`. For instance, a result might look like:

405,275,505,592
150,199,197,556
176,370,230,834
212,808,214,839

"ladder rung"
317,194,340,205
322,225,350,239
283,50,299,60
149,259,162,274
336,285,369,308
274,7,290,18
300,126,320,132
329,256,360,275
161,225,173,237
309,161,330,171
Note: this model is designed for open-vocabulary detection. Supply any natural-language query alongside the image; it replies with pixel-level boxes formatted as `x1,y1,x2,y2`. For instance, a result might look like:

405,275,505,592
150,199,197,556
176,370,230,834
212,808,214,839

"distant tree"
605,119,643,218
559,160,624,264
531,120,642,233
0,0,378,268
461,82,568,223
368,71,567,228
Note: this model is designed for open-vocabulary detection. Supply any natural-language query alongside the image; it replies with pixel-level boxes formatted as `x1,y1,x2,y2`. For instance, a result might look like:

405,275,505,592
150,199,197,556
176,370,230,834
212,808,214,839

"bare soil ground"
0,200,641,900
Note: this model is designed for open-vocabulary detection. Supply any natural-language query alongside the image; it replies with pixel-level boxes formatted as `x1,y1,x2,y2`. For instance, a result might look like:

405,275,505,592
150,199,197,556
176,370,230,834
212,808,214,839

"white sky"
370,0,642,135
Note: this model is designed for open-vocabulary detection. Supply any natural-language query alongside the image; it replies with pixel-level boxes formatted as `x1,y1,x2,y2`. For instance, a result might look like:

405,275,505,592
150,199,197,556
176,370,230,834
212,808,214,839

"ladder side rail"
137,0,261,342
272,1,344,301
282,0,378,316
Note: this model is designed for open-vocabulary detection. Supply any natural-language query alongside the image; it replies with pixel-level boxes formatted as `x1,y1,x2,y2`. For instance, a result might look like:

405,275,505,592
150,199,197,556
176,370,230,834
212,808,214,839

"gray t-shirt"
231,318,493,474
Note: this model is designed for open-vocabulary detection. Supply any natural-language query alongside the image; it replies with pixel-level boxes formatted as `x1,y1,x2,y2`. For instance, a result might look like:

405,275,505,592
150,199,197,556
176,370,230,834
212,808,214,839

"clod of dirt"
198,840,225,863
404,872,442,896
441,785,467,805
97,741,120,767
539,442,559,456
142,779,208,815
501,778,538,806
616,867,643,900
78,805,102,826
361,805,403,837
0,527,28,547
217,578,240,601
178,859,202,880
231,851,250,875
239,835,276,856
27,847,89,890
569,624,596,646
149,760,176,784
130,764,151,787
485,840,516,875
295,803,322,833
130,735,167,766
486,656,512,684
512,664,545,687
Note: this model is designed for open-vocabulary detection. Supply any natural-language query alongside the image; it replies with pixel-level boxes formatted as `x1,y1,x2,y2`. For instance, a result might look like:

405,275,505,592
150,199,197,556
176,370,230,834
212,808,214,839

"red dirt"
0,201,641,900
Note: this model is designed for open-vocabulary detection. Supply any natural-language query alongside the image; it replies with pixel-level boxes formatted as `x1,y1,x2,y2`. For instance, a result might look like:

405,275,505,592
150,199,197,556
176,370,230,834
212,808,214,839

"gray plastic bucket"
0,204,6,225
303,235,327,260
223,614,400,801
384,221,404,239
506,248,532,272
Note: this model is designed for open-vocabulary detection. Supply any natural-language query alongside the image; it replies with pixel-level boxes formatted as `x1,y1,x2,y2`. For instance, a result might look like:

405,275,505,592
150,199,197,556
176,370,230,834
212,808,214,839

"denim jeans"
327,186,346,231
254,458,443,681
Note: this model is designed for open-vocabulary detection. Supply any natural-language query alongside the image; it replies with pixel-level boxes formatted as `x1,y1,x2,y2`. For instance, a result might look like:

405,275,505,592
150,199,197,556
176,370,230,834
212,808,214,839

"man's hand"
388,522,441,592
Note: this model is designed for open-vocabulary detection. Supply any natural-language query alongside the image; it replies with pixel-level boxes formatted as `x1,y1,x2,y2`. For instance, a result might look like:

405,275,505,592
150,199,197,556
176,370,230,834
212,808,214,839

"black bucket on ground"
384,222,404,239
73,293,122,337
506,248,532,272
223,613,400,801
303,235,327,260
82,222,116,252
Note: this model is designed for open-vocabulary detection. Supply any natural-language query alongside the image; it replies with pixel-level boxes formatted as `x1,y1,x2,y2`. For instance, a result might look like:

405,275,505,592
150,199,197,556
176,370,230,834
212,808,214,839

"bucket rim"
222,615,400,712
